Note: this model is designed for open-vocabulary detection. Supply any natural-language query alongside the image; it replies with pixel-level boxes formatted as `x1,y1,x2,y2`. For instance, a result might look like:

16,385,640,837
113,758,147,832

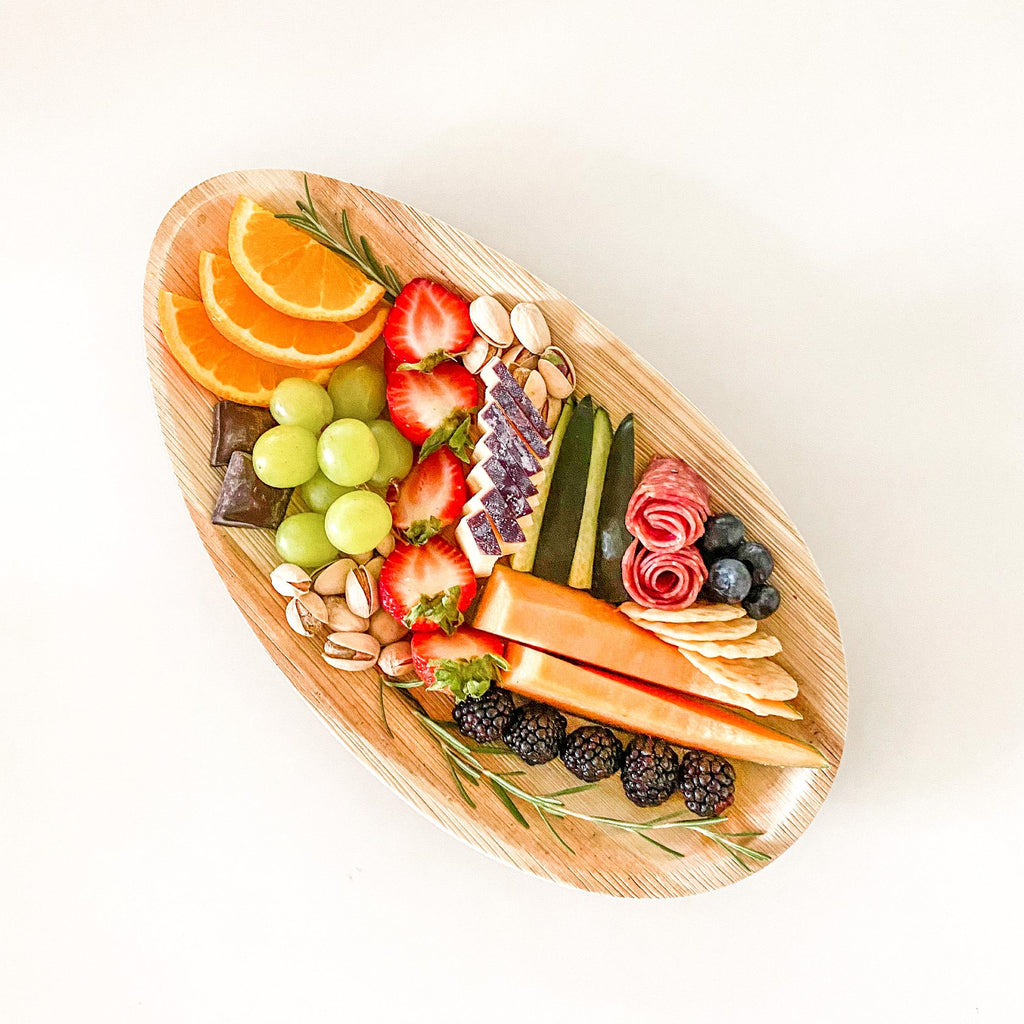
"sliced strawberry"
379,536,477,633
391,448,468,545
386,361,480,461
383,278,474,370
410,627,507,700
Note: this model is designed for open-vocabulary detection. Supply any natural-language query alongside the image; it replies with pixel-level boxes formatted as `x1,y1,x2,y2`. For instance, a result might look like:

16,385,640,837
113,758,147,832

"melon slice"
474,565,707,694
502,644,826,768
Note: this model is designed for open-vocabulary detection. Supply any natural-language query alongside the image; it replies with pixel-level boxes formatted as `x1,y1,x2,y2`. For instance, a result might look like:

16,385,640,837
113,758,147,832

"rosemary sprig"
275,176,402,301
380,678,770,871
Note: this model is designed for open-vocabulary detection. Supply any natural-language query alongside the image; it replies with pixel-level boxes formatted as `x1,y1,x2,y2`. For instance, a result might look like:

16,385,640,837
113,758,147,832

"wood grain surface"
144,169,847,898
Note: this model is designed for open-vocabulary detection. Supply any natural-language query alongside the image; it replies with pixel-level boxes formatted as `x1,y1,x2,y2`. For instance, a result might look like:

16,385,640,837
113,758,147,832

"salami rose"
625,457,710,552
622,539,708,610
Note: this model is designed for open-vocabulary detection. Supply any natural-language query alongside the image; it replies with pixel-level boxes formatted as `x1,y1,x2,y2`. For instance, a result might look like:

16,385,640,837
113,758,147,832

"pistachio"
375,531,397,558
322,631,380,671
351,549,375,566
544,396,563,429
523,369,547,410
324,596,369,633
468,295,514,348
511,364,532,388
368,607,408,646
365,555,385,581
510,302,551,355
538,346,575,399
312,557,357,596
345,564,379,618
270,563,312,599
500,343,523,368
285,591,329,637
461,335,494,374
378,640,415,679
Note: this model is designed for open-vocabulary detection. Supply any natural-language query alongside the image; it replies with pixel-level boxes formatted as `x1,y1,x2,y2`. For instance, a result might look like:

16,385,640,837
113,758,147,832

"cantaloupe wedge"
502,644,826,768
474,565,713,695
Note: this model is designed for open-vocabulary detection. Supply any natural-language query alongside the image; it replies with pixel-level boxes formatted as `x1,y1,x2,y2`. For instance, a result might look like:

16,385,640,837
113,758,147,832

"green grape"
317,419,379,486
325,490,393,555
275,512,338,568
367,420,414,489
252,425,319,488
270,378,334,433
327,358,387,421
300,470,352,514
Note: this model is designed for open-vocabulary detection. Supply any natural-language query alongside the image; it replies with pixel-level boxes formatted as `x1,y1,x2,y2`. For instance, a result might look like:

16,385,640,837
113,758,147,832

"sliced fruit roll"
480,358,554,440
501,644,826,768
466,455,540,511
455,511,502,577
477,404,547,479
486,382,551,459
462,489,530,551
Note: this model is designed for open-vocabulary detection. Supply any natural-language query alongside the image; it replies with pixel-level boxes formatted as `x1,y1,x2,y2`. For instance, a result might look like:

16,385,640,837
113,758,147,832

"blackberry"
679,749,736,816
502,702,566,765
620,735,679,807
452,687,515,744
560,726,623,782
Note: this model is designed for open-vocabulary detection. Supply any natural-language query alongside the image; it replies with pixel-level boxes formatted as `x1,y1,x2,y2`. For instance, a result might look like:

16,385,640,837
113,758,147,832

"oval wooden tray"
144,169,847,898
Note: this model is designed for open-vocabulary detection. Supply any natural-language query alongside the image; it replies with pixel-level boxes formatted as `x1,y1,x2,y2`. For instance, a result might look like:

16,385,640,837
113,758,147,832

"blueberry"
743,584,781,619
703,558,752,604
700,514,745,560
735,541,773,584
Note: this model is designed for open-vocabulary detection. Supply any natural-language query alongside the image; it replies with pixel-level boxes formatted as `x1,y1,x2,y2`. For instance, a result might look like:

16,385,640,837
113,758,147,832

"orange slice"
198,252,387,369
227,196,385,322
158,291,330,406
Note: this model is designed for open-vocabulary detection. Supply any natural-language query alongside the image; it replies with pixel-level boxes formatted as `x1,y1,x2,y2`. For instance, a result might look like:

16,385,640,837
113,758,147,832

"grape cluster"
244,358,414,567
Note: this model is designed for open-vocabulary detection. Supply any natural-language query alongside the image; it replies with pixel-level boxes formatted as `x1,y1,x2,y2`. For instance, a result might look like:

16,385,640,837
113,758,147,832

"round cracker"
682,671,801,720
645,616,757,642
675,632,782,660
678,648,799,701
620,600,746,623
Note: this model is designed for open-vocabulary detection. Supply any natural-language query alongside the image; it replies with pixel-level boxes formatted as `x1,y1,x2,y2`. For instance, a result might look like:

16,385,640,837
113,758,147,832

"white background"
2,2,1022,1021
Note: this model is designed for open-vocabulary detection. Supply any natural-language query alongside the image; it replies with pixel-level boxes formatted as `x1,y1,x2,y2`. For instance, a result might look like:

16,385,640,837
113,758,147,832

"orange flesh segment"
227,196,385,322
474,565,710,696
198,252,387,368
502,644,826,768
157,291,329,406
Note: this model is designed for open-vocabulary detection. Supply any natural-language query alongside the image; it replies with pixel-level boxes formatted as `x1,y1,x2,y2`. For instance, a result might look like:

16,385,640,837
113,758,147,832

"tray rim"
144,167,849,898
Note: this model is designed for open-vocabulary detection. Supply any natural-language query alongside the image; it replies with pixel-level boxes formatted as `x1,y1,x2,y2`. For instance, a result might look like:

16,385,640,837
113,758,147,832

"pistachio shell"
313,558,357,596
524,369,547,409
469,295,514,348
461,335,493,374
510,302,551,354
538,348,575,399
270,563,312,598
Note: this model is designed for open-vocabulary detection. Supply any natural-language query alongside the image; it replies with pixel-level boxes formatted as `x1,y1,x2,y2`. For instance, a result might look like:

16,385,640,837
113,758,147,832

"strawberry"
391,448,468,545
386,361,480,461
410,628,507,700
383,278,474,371
379,536,478,633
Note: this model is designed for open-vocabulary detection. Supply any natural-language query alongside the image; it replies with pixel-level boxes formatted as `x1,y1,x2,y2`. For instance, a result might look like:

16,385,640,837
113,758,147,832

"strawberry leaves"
419,414,474,463
432,653,510,702
403,585,465,634
404,516,444,546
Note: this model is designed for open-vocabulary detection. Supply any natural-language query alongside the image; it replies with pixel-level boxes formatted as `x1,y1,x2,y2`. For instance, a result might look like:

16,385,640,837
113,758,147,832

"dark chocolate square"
212,452,293,529
210,401,276,467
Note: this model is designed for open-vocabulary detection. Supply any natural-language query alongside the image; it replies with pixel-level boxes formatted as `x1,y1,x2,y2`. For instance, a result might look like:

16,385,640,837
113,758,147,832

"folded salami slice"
622,539,708,610
625,457,710,551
